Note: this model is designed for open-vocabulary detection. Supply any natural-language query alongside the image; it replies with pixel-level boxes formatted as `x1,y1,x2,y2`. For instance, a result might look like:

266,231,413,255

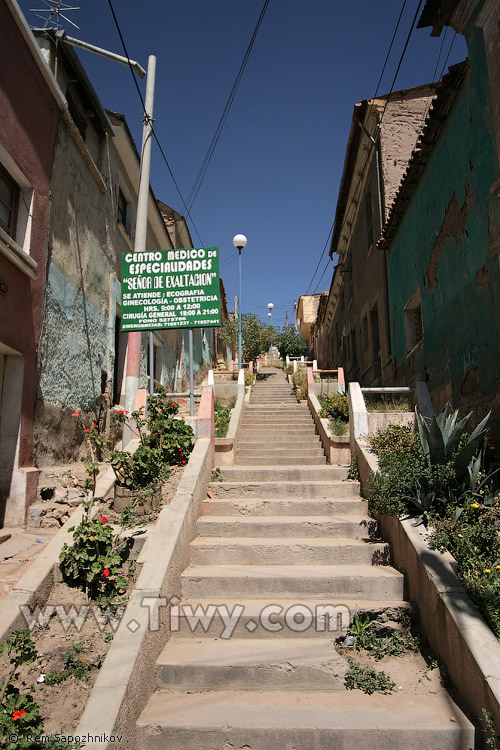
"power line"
105,0,204,245
186,0,271,211
303,0,410,296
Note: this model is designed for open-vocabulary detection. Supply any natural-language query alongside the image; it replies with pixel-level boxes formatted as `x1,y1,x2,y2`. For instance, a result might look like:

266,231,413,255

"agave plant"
415,407,490,483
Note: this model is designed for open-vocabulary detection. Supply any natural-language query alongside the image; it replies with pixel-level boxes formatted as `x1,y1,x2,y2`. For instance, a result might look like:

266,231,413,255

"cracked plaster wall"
386,26,500,430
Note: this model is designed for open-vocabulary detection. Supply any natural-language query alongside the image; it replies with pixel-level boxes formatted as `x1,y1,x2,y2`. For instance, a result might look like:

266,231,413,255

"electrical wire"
303,0,410,296
186,0,271,211
105,0,204,245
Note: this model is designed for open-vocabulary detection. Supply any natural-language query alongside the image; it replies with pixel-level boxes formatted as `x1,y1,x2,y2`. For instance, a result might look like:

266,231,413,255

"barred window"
0,164,19,238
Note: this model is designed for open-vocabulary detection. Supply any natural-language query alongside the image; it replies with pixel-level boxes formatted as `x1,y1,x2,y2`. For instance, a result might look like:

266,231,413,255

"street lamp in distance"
267,302,274,361
233,234,247,370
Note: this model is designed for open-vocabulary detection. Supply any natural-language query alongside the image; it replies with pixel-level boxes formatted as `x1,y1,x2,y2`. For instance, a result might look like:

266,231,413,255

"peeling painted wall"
387,27,500,430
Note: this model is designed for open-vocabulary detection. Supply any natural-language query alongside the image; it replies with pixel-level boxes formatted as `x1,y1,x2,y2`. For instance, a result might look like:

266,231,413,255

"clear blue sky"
20,0,467,328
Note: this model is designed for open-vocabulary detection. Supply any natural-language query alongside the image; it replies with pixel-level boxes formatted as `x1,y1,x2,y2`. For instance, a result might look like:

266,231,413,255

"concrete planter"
329,433,351,464
355,436,500,736
307,392,350,465
113,484,160,515
366,410,415,434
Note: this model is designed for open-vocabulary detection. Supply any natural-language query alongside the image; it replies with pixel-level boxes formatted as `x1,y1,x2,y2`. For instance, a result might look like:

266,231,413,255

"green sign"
121,247,220,331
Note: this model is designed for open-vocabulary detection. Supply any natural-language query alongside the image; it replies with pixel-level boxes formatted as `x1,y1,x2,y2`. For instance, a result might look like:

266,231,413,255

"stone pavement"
0,526,58,599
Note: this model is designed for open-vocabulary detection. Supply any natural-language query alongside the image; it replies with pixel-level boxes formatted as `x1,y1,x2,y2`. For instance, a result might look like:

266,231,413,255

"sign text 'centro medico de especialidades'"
120,247,221,331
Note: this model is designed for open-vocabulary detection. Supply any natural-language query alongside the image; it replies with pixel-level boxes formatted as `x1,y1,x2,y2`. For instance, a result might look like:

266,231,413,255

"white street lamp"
233,234,247,370
268,302,274,360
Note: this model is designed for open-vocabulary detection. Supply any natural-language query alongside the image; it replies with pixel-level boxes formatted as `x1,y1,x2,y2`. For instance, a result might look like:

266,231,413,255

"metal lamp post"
268,302,273,361
233,234,247,370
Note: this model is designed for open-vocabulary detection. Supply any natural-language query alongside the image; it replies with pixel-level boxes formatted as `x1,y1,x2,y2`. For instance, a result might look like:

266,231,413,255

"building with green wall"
379,0,500,432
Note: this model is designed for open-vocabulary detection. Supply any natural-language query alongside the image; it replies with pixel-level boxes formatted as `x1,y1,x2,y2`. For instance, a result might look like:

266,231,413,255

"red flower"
84,428,90,434
12,709,26,721
173,402,177,407
153,433,158,437
119,410,124,414
92,423,98,428
103,569,110,577
71,412,80,417
99,516,108,523
182,460,186,464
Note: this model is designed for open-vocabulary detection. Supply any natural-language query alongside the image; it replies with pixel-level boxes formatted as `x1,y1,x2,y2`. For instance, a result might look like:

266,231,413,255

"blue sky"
19,0,467,328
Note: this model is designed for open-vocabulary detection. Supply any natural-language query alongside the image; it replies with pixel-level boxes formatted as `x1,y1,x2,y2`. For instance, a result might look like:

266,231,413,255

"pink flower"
103,569,110,577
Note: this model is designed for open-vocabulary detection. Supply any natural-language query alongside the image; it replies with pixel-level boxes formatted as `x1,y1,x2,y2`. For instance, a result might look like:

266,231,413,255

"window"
117,189,127,227
362,315,369,350
117,187,132,236
405,288,424,353
0,164,19,238
0,145,35,264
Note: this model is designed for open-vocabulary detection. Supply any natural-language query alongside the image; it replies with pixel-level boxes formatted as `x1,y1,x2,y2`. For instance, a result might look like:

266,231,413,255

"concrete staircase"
137,368,474,749
235,374,326,465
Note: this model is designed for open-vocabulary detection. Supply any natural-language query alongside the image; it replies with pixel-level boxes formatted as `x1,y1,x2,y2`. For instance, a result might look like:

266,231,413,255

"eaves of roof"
377,60,468,252
329,101,368,258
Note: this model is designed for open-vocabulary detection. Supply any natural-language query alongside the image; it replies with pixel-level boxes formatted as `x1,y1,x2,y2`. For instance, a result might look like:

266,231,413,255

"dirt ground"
0,462,185,738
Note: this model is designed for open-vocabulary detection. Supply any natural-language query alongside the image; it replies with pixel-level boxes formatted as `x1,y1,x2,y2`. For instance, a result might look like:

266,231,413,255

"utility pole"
123,55,156,447
294,298,298,332
285,309,289,327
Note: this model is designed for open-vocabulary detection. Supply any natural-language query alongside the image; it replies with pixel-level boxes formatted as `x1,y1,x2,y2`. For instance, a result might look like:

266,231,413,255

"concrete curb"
307,393,350,464
356,437,500,734
75,437,212,750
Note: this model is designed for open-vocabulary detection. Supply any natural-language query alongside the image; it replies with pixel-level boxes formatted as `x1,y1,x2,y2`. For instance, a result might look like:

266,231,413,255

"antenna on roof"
29,0,80,30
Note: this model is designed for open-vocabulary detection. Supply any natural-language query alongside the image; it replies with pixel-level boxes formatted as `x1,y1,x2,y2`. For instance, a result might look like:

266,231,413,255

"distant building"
296,294,325,358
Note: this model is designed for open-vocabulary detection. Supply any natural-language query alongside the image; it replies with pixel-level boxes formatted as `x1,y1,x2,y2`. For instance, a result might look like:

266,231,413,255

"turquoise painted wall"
387,24,500,422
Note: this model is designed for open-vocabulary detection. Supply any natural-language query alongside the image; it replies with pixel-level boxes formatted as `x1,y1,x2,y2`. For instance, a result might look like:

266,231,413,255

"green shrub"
319,393,349,421
369,423,413,456
214,399,236,438
59,514,128,599
292,369,307,401
344,658,395,694
430,504,500,636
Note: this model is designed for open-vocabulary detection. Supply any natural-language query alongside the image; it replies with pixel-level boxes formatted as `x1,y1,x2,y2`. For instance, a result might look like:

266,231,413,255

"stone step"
155,638,348,692
189,537,390,566
181,564,404,599
239,425,317,434
245,405,308,411
218,466,348,482
241,416,313,424
235,454,326,465
208,480,360,499
196,516,378,543
137,690,475,750
170,597,410,639
234,447,324,457
236,437,323,448
200,498,369,518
